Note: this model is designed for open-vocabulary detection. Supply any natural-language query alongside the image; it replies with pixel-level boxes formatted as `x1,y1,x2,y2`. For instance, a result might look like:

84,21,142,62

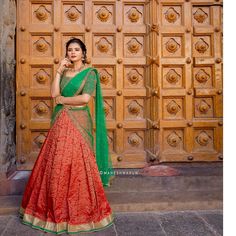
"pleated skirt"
19,108,114,234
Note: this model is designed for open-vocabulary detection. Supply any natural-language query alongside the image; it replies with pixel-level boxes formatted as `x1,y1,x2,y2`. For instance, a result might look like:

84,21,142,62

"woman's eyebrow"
68,48,81,50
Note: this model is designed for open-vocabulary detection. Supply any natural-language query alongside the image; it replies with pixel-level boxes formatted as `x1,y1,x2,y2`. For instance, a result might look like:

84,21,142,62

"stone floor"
0,210,223,236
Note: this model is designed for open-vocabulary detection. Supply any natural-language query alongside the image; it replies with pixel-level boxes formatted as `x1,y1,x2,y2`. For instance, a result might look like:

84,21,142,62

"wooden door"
16,0,150,170
148,0,223,163
16,0,223,171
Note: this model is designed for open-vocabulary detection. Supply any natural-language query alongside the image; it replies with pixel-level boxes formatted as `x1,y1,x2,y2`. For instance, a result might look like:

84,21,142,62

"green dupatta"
51,67,114,187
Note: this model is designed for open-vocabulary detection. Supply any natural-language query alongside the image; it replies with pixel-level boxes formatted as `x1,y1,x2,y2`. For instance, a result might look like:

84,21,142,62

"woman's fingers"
61,58,71,68
58,58,72,72
60,58,69,65
55,95,64,104
55,96,60,104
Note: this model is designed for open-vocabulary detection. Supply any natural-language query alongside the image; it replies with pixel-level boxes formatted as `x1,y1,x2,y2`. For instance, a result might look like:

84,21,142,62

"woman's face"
67,43,83,63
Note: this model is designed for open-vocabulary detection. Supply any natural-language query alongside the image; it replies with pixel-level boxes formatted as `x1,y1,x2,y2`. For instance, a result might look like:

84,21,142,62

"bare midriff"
66,104,87,108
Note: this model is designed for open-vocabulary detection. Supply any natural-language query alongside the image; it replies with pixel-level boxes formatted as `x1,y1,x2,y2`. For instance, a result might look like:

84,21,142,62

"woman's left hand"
55,95,65,104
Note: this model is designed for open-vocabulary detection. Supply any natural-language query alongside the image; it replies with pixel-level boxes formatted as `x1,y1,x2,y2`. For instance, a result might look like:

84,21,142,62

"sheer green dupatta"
92,68,115,187
50,68,91,126
50,67,115,187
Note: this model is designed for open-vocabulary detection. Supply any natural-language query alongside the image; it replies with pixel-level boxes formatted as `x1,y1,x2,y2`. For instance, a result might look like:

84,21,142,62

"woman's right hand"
57,58,72,74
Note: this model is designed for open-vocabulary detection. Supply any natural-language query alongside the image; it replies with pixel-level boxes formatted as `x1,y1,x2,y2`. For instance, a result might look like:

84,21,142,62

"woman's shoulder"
87,67,99,75
88,66,98,72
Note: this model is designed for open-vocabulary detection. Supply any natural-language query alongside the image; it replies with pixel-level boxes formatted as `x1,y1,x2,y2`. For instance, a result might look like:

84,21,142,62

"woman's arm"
55,69,97,105
51,72,61,98
51,58,72,98
59,94,91,105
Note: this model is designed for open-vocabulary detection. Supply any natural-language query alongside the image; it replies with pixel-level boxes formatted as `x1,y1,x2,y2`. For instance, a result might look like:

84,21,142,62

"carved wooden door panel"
16,0,223,171
150,0,223,163
16,0,150,170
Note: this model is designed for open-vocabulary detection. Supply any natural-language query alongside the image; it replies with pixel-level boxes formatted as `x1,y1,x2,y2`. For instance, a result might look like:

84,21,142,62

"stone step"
0,163,223,195
0,192,222,215
107,190,222,212
106,175,222,192
110,201,222,212
0,173,222,215
0,163,222,214
106,174,222,212
0,195,21,215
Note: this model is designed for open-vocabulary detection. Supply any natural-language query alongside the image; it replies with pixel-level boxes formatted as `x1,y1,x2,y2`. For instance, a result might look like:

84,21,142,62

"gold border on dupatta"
74,67,93,96
51,68,92,127
18,207,114,234
61,67,92,95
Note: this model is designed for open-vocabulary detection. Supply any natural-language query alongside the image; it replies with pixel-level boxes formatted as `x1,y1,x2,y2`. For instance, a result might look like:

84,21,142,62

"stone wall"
0,0,16,177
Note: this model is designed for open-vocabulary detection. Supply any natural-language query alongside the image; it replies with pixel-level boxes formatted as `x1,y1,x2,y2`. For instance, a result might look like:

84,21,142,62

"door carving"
16,0,223,170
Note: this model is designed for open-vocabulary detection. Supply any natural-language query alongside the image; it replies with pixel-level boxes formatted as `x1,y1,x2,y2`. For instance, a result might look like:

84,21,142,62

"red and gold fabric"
19,67,115,234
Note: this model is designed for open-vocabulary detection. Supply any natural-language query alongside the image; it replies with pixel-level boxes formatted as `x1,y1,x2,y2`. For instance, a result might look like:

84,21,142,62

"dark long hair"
65,38,87,64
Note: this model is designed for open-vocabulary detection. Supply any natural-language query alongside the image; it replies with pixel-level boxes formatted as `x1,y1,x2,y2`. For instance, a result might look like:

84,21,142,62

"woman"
18,38,115,234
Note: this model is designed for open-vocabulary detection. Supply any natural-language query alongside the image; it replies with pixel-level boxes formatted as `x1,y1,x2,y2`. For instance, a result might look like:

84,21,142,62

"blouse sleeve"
82,70,97,95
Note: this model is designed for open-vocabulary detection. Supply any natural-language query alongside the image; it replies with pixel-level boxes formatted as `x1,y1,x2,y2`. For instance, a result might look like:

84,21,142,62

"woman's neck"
73,60,83,70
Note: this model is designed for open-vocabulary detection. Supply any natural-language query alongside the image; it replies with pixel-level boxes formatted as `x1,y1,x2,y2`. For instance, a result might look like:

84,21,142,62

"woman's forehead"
68,43,81,49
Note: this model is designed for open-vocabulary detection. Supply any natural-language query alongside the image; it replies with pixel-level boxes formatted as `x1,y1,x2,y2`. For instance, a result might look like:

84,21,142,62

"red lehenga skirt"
18,106,114,234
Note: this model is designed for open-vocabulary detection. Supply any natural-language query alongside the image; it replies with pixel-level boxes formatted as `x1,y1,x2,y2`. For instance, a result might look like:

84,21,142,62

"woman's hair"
65,38,87,64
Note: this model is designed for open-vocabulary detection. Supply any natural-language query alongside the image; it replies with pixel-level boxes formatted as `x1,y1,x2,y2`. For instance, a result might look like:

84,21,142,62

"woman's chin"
70,58,80,62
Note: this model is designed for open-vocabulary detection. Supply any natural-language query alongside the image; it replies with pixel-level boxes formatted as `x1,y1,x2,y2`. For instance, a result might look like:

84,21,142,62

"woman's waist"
63,104,89,110
66,104,86,108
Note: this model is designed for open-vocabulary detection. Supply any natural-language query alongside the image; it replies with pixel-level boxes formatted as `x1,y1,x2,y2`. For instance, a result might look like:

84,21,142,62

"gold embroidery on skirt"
64,106,95,152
